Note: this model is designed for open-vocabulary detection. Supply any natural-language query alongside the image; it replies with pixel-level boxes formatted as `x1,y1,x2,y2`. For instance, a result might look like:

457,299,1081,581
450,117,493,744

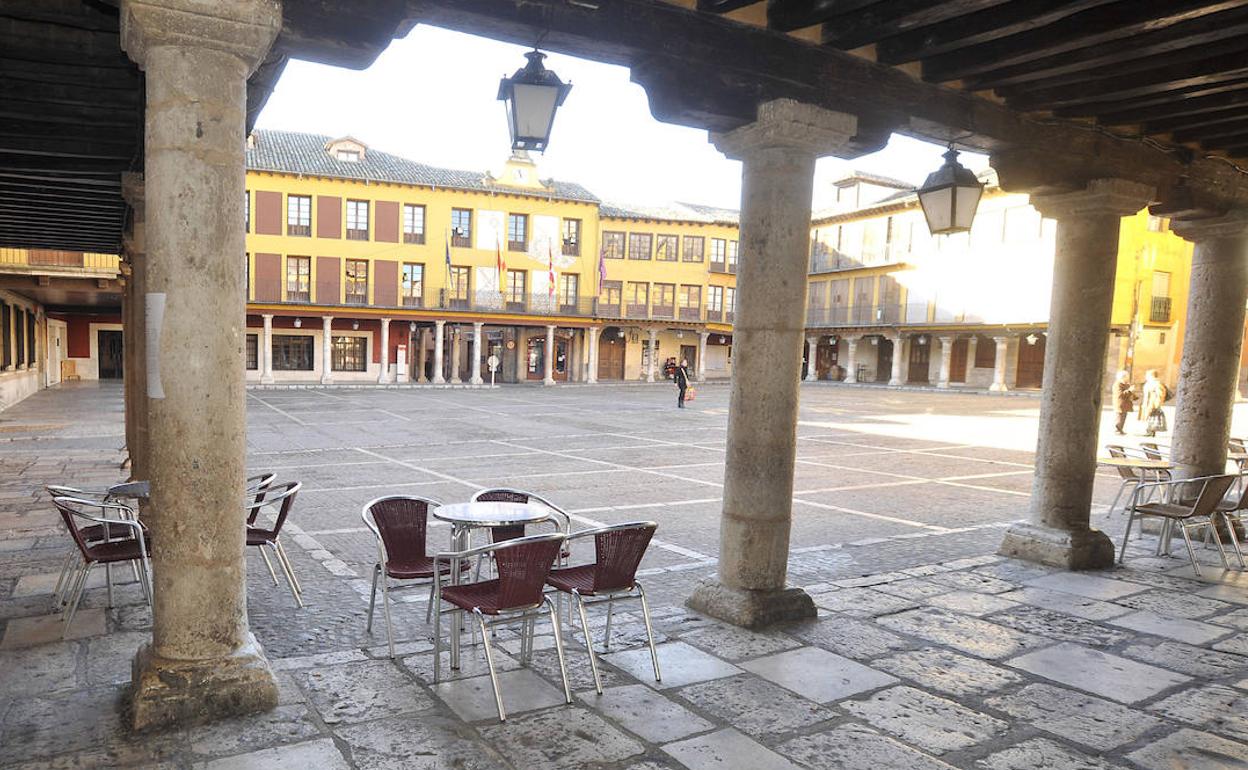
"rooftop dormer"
489,149,550,192
324,136,367,163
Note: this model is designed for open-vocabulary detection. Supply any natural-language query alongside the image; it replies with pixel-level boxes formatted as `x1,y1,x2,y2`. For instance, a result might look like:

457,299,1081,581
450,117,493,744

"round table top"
1097,456,1174,470
432,501,552,528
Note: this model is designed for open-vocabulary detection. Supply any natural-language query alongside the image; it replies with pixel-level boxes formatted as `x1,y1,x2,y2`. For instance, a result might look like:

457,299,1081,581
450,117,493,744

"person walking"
673,358,691,408
1113,370,1136,435
1137,369,1168,437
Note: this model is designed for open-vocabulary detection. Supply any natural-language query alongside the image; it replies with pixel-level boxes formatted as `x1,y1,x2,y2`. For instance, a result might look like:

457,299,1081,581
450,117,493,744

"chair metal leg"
259,547,280,586
1107,479,1134,517
546,597,572,704
381,566,395,658
573,590,603,695
63,562,91,636
433,600,442,683
1119,512,1136,564
52,551,75,605
271,543,304,608
1207,519,1231,570
476,609,506,722
603,597,615,650
366,564,380,632
105,562,114,609
637,582,662,683
425,580,436,624
275,540,302,595
1179,522,1203,577
136,556,153,606
1223,513,1247,569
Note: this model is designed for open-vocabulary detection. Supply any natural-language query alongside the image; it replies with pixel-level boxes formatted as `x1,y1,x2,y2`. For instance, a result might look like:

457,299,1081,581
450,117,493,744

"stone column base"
129,634,277,731
686,581,816,629
260,375,274,385
989,383,1008,393
998,522,1115,570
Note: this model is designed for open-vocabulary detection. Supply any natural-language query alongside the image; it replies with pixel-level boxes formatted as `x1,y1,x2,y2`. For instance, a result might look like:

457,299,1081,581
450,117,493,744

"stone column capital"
712,99,858,161
121,0,280,75
1029,179,1155,221
379,316,391,324
473,321,484,329
261,313,273,321
1170,209,1248,242
321,315,333,324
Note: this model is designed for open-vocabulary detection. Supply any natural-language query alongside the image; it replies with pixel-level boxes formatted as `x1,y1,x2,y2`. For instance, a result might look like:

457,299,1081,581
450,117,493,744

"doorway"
950,338,969,384
597,328,626,380
875,338,893,383
816,340,838,380
526,335,569,381
907,338,931,384
1016,333,1046,389
680,344,697,374
47,323,64,385
98,330,123,379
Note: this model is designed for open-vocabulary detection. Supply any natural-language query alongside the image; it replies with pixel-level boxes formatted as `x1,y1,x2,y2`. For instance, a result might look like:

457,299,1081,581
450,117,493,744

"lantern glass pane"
512,83,560,143
955,185,984,231
920,186,953,233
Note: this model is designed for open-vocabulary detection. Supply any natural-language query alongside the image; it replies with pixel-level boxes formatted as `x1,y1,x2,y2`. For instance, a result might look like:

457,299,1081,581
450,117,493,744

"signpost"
487,354,500,387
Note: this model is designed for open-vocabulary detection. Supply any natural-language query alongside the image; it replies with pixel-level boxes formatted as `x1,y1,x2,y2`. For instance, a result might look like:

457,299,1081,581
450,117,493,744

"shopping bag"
1147,408,1167,433
685,388,697,401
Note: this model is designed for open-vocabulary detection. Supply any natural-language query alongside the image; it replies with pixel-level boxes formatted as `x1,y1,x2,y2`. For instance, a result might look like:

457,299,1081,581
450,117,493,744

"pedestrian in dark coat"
1113,370,1135,435
674,359,690,408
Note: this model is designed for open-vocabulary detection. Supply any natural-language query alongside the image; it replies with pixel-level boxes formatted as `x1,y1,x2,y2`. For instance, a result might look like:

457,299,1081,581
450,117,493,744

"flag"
495,237,506,285
548,243,556,296
597,245,607,293
444,231,452,276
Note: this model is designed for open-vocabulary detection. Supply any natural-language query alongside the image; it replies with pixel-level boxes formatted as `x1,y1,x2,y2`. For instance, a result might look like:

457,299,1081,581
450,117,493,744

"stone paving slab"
1005,642,1191,704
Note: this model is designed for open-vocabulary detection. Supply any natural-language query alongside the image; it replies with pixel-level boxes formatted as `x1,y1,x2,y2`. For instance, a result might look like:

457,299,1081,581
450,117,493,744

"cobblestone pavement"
3,382,1248,768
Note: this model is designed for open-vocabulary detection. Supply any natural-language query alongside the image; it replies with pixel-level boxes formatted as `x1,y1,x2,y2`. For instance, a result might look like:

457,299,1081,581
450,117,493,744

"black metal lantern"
497,50,572,153
917,145,984,235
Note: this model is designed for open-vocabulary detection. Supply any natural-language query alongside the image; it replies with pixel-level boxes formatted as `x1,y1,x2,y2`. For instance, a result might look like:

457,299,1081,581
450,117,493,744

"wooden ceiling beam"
696,0,762,12
0,136,137,161
1145,101,1248,134
1003,59,1248,112
921,0,1247,84
815,0,1015,49
1057,77,1248,119
0,205,124,221
967,8,1248,90
0,56,139,90
1202,133,1248,150
1173,119,1248,142
876,0,1118,65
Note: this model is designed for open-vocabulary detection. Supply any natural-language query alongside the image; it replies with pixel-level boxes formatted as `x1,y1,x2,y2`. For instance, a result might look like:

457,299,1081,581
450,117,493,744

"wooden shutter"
254,191,282,235
316,257,340,304
375,201,399,243
253,253,281,302
316,196,341,238
373,259,399,306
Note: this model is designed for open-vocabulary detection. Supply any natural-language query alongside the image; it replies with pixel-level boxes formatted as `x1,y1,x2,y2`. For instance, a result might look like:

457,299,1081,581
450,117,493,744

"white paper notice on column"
476,210,505,251
145,292,165,399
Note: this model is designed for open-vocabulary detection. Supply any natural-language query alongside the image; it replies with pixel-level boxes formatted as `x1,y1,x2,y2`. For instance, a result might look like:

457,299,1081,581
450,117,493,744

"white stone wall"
0,289,45,412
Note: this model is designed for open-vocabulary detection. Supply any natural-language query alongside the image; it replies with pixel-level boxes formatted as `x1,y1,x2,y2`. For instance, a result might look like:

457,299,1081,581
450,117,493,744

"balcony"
710,261,727,274
679,307,701,321
401,295,423,308
403,232,425,245
627,303,649,318
598,302,622,318
652,304,675,319
0,248,120,278
344,292,367,306
806,304,905,327
1150,296,1172,323
706,309,723,323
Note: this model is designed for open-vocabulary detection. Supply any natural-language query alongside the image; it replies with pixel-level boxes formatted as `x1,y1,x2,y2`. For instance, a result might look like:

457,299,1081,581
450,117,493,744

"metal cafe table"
1099,456,1181,554
431,501,555,668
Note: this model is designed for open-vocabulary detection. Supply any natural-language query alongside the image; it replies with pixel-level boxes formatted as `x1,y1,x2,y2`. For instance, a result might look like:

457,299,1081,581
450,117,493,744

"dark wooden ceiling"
699,0,1248,162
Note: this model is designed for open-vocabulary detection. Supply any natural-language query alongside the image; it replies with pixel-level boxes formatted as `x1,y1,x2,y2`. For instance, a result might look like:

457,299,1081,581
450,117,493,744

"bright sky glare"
256,25,990,211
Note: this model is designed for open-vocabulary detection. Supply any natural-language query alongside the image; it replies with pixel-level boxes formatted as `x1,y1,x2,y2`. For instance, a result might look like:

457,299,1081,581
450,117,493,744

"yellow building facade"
241,130,739,385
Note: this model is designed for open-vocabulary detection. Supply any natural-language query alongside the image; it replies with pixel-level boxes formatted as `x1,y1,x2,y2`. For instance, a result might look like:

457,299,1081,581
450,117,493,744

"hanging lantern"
1026,333,1039,346
497,50,572,153
917,144,984,235
352,320,360,331
409,321,417,333
293,318,302,328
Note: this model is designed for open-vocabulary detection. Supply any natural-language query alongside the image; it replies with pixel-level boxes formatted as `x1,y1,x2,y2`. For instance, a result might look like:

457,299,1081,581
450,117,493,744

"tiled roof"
600,200,739,225
832,170,917,190
812,168,1000,223
246,129,600,203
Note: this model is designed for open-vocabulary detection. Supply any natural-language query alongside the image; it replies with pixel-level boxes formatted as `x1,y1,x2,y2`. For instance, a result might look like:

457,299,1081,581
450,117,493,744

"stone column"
688,100,857,628
586,326,599,383
804,336,818,381
999,178,1154,570
120,0,280,730
377,317,390,384
989,336,1010,392
1169,211,1248,477
966,335,979,380
937,335,954,388
889,334,905,386
470,321,484,385
320,316,334,385
544,324,557,385
259,314,274,384
432,320,445,384
698,331,709,382
121,173,148,481
450,327,462,384
416,328,428,383
844,336,860,383
646,328,658,382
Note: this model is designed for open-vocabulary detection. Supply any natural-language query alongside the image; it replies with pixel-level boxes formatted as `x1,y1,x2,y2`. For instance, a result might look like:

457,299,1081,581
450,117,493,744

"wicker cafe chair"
245,472,277,523
361,495,467,658
51,496,153,638
245,481,304,607
545,521,661,694
45,482,148,608
1120,474,1239,576
468,488,572,570
432,533,572,722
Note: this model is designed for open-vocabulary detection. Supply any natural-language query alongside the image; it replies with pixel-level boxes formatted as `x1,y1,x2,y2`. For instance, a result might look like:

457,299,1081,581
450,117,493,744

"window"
244,190,250,233
653,283,675,314
332,336,367,371
727,240,739,271
679,285,701,319
345,259,368,304
655,234,678,261
245,253,250,298
808,282,827,309
25,312,35,365
15,308,24,366
506,269,527,307
507,213,528,251
449,266,470,305
602,231,625,259
600,280,622,308
626,281,649,315
1150,271,1172,323
682,235,704,263
403,204,426,244
558,273,579,308
346,199,369,240
245,334,258,370
286,256,310,302
562,219,581,256
451,208,472,247
287,195,311,237
402,263,424,307
707,285,724,312
725,286,736,316
273,335,314,371
337,149,359,162
710,238,727,269
628,233,652,260
0,302,8,369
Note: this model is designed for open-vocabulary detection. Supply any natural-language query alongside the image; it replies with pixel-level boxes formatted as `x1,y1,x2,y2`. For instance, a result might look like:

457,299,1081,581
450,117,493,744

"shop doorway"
1016,333,1046,389
875,338,893,383
907,338,931,384
597,328,626,380
98,330,123,379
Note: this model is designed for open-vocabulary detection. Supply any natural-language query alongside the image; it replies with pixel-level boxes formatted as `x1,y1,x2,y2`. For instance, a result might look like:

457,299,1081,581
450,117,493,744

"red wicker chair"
362,495,467,658
51,496,152,637
432,532,572,721
245,481,303,607
468,488,571,573
545,521,660,694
